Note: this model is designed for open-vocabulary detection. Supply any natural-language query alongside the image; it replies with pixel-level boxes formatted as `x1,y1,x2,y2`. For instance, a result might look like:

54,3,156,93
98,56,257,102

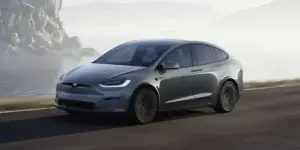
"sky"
59,0,300,81
62,0,273,14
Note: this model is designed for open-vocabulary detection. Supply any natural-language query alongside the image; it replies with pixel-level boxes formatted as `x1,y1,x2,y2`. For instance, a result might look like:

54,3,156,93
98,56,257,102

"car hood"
62,63,146,85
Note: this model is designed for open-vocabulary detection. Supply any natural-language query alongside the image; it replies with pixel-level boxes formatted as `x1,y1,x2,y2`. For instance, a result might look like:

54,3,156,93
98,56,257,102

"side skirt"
158,93,215,112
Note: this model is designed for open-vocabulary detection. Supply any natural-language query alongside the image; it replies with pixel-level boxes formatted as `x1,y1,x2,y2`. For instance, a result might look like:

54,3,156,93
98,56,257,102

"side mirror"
159,62,180,70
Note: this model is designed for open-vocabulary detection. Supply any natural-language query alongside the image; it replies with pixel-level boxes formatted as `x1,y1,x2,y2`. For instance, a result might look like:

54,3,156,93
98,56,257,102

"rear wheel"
129,88,158,124
213,81,238,113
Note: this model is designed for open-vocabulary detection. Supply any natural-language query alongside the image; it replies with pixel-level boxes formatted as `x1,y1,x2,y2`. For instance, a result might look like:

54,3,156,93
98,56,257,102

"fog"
1,0,299,99
60,0,300,81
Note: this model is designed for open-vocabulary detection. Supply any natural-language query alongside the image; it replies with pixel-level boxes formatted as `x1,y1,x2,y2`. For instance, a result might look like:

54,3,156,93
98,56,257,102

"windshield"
93,42,173,67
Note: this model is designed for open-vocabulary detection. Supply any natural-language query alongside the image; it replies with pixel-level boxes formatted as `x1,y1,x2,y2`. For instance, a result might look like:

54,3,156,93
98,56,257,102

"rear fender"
211,76,240,106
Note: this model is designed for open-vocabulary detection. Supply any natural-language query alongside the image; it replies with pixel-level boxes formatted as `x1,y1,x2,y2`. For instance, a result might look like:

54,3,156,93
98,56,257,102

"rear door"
158,44,198,110
188,44,222,104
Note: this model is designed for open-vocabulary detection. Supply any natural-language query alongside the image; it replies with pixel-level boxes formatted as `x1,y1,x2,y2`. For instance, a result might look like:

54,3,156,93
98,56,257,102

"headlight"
58,73,66,82
99,79,131,88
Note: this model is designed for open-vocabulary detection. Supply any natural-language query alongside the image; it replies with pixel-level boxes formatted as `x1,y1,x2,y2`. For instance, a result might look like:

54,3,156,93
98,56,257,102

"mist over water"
0,53,93,99
1,0,299,99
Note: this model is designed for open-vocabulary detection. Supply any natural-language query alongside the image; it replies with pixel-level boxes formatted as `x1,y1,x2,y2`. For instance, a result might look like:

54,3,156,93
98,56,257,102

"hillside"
62,1,218,21
199,0,300,44
215,0,300,28
61,1,220,31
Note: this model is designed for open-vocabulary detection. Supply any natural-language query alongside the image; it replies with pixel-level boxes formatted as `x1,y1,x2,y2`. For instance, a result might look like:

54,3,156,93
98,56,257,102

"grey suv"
55,39,243,124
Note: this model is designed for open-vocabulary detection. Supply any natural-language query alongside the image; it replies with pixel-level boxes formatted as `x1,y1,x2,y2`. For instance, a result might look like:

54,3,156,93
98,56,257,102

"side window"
162,45,193,68
215,48,228,61
193,44,218,65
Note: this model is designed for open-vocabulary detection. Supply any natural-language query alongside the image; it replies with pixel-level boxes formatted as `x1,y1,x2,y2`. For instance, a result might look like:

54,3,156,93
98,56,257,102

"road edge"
1,84,300,114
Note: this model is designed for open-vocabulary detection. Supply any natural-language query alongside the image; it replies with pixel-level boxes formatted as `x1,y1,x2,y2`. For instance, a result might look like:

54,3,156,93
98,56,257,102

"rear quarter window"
215,48,228,61
193,44,218,65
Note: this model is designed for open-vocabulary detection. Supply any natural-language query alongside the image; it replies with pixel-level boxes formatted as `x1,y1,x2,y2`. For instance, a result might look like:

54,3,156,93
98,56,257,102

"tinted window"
94,43,173,67
193,44,217,65
215,48,228,61
162,45,193,68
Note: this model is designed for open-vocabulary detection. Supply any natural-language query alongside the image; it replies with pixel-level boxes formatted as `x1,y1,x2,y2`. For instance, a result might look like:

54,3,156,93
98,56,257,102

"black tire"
213,81,238,113
129,88,158,124
66,110,86,117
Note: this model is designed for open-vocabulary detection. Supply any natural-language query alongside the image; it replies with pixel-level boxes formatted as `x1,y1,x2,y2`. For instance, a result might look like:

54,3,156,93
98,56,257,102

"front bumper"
55,91,131,113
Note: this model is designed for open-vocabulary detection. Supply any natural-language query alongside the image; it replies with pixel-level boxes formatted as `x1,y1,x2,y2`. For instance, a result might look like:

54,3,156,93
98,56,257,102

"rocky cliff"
0,0,97,99
0,0,97,57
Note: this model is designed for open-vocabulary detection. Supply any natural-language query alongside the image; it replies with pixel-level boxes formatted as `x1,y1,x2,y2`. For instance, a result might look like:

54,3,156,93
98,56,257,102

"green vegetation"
244,78,300,89
0,98,54,111
0,78,300,112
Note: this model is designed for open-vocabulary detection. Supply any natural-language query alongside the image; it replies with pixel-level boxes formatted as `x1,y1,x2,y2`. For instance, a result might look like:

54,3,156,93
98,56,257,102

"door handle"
191,69,203,73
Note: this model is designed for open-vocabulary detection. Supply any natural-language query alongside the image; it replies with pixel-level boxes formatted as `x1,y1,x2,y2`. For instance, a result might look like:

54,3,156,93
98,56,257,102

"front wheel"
65,109,87,117
129,88,158,124
213,81,238,113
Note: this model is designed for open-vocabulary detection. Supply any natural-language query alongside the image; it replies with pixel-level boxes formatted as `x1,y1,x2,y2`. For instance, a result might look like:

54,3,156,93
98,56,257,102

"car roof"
126,39,221,48
123,39,228,55
126,39,186,46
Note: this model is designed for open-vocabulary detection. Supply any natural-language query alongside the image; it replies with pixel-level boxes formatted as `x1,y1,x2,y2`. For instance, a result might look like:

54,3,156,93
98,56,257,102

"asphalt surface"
1,86,300,150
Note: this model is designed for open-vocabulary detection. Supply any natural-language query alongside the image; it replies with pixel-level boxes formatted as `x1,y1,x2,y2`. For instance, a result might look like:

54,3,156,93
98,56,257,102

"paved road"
1,86,300,150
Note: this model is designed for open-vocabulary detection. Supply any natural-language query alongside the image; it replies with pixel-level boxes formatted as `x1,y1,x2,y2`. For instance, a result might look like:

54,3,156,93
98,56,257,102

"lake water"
0,54,92,100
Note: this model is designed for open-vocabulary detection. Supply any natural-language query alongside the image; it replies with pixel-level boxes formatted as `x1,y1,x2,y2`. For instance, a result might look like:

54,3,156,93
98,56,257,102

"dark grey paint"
55,39,243,113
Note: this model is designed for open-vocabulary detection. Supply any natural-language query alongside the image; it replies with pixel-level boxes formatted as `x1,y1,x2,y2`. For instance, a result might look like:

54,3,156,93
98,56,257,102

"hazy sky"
63,0,273,14
60,0,300,81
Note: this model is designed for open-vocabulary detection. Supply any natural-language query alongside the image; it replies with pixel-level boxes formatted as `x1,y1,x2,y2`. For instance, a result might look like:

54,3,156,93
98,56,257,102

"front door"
157,44,203,110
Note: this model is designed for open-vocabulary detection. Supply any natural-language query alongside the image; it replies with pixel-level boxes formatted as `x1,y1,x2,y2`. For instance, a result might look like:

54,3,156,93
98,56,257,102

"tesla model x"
55,39,243,124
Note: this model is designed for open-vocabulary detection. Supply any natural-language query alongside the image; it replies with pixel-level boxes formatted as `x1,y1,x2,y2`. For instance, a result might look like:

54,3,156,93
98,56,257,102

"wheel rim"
221,84,237,111
135,92,157,122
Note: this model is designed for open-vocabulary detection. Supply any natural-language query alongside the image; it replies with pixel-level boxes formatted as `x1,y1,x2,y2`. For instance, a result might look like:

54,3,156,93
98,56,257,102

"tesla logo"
72,84,78,88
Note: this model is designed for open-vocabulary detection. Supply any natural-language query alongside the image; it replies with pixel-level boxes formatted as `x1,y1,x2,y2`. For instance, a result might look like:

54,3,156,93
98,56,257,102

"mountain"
195,0,300,48
214,0,300,28
60,1,220,31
